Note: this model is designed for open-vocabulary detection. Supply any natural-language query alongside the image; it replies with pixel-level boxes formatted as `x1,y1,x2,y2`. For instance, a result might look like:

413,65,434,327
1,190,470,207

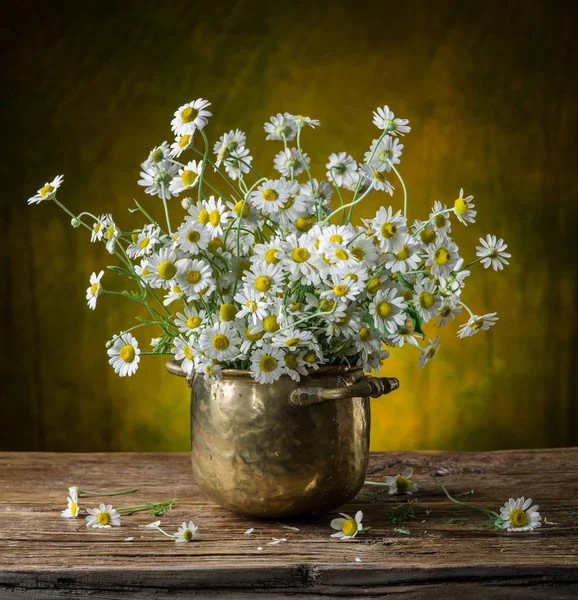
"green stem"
430,475,500,518
322,184,374,226
78,487,138,497
198,130,211,204
160,184,172,233
460,256,485,270
390,163,408,218
116,498,176,515
129,200,157,227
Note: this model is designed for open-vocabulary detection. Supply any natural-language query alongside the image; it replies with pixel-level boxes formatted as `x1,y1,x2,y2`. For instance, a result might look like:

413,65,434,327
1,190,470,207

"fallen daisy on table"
175,521,201,543
85,504,121,528
364,467,418,495
61,487,80,519
330,510,365,540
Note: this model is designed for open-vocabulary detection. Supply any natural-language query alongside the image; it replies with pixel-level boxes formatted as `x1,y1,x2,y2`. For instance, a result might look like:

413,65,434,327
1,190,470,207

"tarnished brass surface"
167,361,399,518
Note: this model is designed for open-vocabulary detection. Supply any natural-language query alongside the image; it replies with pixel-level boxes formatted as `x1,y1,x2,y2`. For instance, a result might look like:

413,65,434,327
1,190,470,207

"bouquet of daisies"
27,99,510,384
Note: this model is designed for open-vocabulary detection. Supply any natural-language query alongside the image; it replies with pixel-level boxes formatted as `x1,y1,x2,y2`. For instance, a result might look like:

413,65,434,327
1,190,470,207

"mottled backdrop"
1,0,577,452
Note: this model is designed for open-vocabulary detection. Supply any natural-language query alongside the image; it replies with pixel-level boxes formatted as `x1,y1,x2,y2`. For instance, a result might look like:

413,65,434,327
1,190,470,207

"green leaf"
393,528,411,535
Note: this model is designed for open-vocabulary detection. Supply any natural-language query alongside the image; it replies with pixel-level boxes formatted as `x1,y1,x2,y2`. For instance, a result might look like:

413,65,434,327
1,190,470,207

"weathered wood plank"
0,450,577,598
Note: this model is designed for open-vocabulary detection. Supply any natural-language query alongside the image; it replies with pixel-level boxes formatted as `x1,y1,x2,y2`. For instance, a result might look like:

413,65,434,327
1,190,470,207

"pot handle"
290,375,399,407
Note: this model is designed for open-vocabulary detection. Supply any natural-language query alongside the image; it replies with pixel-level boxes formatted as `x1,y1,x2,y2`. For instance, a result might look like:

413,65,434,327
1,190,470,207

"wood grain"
1,450,577,598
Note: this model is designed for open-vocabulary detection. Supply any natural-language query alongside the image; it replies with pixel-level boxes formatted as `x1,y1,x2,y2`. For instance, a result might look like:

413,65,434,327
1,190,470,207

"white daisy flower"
438,258,470,296
250,241,283,267
359,163,394,194
228,198,262,228
387,321,421,348
436,300,461,327
281,350,308,381
349,234,379,265
286,114,320,129
353,326,382,359
343,170,373,195
454,188,477,226
499,497,542,532
90,214,108,243
296,179,333,212
369,206,408,253
317,224,355,249
61,487,80,519
171,99,212,137
175,258,213,298
28,174,64,205
172,337,196,375
222,146,253,181
175,306,206,337
330,510,364,540
142,142,172,170
127,224,161,258
418,336,440,367
239,323,267,355
85,503,121,528
195,356,223,381
107,332,141,377
86,270,104,310
199,322,241,361
383,236,421,273
412,219,438,247
321,273,363,303
424,236,460,278
250,178,296,215
413,276,441,321
364,135,403,172
243,263,284,296
280,233,320,285
368,288,407,333
234,288,269,324
272,328,313,350
276,192,309,230
476,234,511,271
264,113,298,141
175,220,210,254
98,216,120,255
138,161,179,199
382,467,418,494
196,196,233,238
174,520,201,542
457,313,499,338
326,152,357,187
273,147,310,177
169,160,203,195
163,285,184,306
170,133,195,158
250,344,284,384
372,105,411,136
214,129,247,166
142,249,181,290
429,201,452,234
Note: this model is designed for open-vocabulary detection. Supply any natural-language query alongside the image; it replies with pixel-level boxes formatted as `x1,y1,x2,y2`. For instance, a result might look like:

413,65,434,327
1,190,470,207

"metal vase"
167,361,399,518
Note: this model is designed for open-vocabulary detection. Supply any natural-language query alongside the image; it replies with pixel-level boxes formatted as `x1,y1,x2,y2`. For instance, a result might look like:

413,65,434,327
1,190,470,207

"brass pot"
166,361,399,518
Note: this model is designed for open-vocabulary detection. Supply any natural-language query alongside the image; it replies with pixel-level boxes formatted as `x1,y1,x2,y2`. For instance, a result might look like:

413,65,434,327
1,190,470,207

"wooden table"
1,450,577,599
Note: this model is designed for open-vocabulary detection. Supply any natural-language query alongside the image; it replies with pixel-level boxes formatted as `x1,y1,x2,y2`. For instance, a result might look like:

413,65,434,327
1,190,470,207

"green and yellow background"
2,0,577,452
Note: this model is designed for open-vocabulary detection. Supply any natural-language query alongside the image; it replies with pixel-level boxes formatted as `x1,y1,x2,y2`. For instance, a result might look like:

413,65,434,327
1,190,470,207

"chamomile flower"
175,219,210,254
196,356,223,381
321,273,364,303
234,288,268,324
243,263,284,296
368,288,407,333
61,487,80,519
85,504,121,528
196,196,233,237
251,178,295,215
326,152,357,187
250,344,284,384
438,258,470,296
353,325,382,359
286,114,320,129
370,206,408,253
272,328,313,350
275,191,308,230
499,497,542,532
418,336,440,367
138,161,179,199
436,300,461,327
383,236,421,273
457,313,499,338
142,142,172,170
169,160,203,195
199,322,241,361
214,129,247,166
453,188,477,226
429,201,452,234
175,306,206,337
170,133,194,157
107,332,141,377
28,175,63,204
476,234,511,271
171,99,212,137
412,219,437,247
388,321,421,348
172,337,196,375
425,236,460,278
174,520,201,542
264,113,297,141
372,105,411,136
296,179,332,212
101,216,120,255
142,249,181,290
413,276,441,321
359,163,394,194
382,467,419,494
251,241,283,267
330,510,364,540
127,224,161,258
90,214,108,243
364,135,403,172
273,147,310,177
282,350,308,381
175,258,213,298
222,146,253,180
86,270,104,310
280,233,320,285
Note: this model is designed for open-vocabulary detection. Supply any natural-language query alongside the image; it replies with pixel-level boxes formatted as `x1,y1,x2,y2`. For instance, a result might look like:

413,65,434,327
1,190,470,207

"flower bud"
70,217,81,228
181,197,194,210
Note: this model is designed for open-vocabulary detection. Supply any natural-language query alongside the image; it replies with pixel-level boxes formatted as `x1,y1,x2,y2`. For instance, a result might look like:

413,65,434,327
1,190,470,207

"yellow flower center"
377,301,393,317
219,303,237,322
366,278,381,294
262,188,278,201
454,198,469,216
40,183,54,198
333,284,348,297
381,222,397,239
105,225,116,240
509,508,529,528
285,337,300,347
289,302,300,312
141,268,151,277
208,237,223,251
295,216,314,232
265,248,279,264
263,315,279,333
138,238,150,249
420,228,436,244
198,209,210,225
172,286,181,294
419,292,435,309
319,299,335,312
434,248,450,265
440,305,452,317
187,230,200,243
334,249,348,261
158,261,177,280
284,354,298,370
183,346,194,361
259,355,277,372
186,270,201,284
359,327,372,341
401,289,413,301
282,197,294,210
182,528,193,541
90,282,99,296
329,234,342,243
351,246,365,260
291,247,310,263
209,209,221,226
181,170,197,187
178,134,191,148
120,345,135,362
341,519,357,536
372,170,387,182
303,350,316,364
97,511,111,525
93,222,101,234
187,316,201,329
70,501,78,515
396,476,411,493
434,214,447,228
234,200,250,218
246,328,265,342
255,275,271,292
395,246,410,260
471,318,484,331
212,334,229,351
180,106,197,123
